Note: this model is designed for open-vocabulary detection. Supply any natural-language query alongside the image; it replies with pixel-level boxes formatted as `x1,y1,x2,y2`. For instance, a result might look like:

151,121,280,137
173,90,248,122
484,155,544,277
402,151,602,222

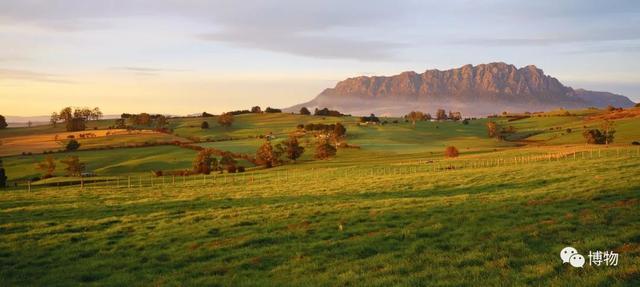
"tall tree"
486,121,498,138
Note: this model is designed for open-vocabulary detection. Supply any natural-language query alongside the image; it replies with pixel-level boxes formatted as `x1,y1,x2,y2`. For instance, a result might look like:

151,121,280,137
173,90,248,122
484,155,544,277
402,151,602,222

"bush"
566,128,572,133
66,139,81,151
201,121,209,129
444,146,459,158
237,166,245,173
632,141,640,146
226,165,237,173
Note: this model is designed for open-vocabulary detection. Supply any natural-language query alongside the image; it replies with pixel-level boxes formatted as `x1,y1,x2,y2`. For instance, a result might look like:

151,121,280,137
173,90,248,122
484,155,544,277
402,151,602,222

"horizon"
1,0,640,116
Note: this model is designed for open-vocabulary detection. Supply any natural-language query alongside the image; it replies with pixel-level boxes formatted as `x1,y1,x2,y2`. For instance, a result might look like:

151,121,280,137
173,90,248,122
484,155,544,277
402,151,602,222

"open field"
1,147,639,286
0,109,639,286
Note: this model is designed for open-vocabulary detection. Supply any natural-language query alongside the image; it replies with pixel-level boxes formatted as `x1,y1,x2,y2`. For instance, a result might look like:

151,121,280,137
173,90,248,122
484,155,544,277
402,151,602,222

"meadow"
0,109,639,286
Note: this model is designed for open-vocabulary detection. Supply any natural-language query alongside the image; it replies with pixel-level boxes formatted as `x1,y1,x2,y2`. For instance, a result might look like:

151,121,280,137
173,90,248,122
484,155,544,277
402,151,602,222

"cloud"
0,68,73,83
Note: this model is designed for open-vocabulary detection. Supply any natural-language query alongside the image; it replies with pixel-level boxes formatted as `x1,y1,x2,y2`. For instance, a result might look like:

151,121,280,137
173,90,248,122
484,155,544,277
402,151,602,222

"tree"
282,136,305,162
315,138,337,159
256,141,281,168
219,153,237,171
27,121,32,128
50,112,59,127
60,156,85,176
436,109,447,121
217,113,234,127
406,111,424,126
59,107,73,122
155,115,168,129
332,122,347,146
444,146,459,158
193,149,214,174
265,107,282,113
251,106,262,113
0,115,7,129
36,156,56,178
0,159,7,187
601,120,615,145
583,128,615,145
66,117,86,131
138,113,151,126
486,121,498,138
201,121,210,129
90,107,103,121
66,139,81,151
299,107,311,115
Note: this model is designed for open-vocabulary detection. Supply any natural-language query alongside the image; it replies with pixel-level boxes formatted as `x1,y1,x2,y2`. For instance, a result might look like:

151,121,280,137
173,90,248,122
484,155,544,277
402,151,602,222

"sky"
1,0,639,116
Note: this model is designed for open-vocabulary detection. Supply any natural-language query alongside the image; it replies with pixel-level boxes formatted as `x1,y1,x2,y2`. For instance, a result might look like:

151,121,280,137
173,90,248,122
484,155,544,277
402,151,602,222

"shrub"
226,165,237,173
566,128,572,133
636,103,640,108
201,121,209,129
632,141,640,145
444,146,459,158
66,139,81,151
237,166,245,173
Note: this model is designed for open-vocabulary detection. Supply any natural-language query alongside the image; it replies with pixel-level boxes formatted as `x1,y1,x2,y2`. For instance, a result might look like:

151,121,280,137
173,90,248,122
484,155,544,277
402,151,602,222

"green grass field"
0,109,639,286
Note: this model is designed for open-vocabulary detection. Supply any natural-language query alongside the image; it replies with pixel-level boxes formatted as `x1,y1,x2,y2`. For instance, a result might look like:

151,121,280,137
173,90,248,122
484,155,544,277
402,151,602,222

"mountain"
286,62,635,116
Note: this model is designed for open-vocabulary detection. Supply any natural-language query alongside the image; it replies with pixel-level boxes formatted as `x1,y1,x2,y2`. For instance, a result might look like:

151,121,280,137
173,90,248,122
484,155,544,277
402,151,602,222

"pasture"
0,109,639,286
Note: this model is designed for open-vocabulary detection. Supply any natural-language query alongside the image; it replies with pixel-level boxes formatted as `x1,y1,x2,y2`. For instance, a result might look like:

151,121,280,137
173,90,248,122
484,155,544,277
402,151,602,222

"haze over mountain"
287,62,635,117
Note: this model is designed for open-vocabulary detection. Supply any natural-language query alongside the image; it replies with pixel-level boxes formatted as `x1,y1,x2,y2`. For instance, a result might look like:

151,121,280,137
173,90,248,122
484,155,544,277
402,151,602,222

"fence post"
128,176,131,189
138,176,142,188
28,180,31,192
80,177,84,190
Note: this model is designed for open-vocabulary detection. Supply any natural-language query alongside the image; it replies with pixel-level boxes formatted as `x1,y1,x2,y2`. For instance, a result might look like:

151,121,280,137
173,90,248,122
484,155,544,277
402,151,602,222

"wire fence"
4,146,640,193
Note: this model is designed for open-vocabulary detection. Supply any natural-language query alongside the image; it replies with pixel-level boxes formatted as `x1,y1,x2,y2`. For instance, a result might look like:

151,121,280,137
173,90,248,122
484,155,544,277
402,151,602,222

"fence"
5,146,640,193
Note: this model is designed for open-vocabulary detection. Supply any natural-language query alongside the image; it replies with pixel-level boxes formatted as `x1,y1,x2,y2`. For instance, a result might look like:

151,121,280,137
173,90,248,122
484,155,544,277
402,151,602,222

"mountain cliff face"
287,63,635,116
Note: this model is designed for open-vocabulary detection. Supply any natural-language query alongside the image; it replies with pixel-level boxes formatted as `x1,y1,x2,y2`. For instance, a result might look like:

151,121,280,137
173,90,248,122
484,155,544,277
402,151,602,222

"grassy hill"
0,108,639,285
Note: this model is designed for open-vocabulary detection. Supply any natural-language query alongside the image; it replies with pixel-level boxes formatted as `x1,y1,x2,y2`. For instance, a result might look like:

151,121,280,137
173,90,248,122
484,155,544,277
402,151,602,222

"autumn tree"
256,141,281,168
436,109,447,121
444,146,459,158
218,113,234,127
332,122,347,146
282,136,305,162
193,149,215,174
61,156,85,176
219,153,237,171
406,111,425,126
315,138,337,159
0,115,7,129
299,107,311,115
486,121,499,138
36,156,56,178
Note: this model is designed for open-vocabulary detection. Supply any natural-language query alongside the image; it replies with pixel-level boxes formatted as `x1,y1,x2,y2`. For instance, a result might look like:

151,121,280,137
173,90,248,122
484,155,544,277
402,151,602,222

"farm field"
0,109,639,286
